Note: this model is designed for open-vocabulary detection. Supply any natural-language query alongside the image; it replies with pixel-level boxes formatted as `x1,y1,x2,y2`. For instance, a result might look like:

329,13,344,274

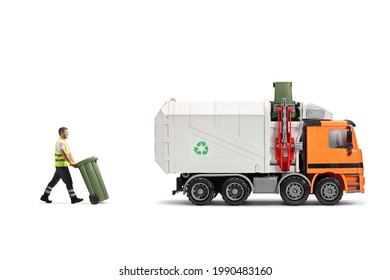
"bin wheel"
89,194,100,204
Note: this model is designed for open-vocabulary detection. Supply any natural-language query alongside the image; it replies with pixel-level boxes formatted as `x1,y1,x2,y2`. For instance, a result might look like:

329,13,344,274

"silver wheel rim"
320,182,339,201
191,183,210,201
286,183,304,201
226,183,244,201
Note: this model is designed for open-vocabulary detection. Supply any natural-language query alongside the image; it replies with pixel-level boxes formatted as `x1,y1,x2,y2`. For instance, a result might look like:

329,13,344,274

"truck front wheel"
187,177,215,205
314,177,343,205
221,177,251,206
280,176,310,205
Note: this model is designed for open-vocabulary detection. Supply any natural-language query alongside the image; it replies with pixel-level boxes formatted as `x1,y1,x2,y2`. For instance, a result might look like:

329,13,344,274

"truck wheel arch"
310,173,347,193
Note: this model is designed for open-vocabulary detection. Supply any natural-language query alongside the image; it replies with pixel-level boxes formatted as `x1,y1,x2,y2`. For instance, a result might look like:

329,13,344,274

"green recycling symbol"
194,141,209,155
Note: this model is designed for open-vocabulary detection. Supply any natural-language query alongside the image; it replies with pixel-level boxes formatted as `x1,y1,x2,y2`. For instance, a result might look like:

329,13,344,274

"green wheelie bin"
75,157,109,204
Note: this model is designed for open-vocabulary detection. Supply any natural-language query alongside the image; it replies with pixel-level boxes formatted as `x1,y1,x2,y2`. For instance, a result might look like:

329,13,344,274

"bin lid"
76,156,99,167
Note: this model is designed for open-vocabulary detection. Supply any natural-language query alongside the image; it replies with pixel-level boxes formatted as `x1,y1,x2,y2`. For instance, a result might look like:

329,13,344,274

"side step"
345,174,364,193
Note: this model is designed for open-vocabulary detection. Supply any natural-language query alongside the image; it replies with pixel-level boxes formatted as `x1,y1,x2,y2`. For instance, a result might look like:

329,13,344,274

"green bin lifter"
75,157,109,204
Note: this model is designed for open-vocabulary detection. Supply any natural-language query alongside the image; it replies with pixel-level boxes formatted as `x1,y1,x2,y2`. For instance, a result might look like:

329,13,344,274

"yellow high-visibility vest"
54,138,70,167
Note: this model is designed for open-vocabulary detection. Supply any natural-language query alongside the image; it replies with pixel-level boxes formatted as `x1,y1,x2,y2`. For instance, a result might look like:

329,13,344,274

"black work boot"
40,194,52,203
71,197,83,204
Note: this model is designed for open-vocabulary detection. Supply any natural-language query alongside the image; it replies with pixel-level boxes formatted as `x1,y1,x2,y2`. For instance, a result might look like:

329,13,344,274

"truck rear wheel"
187,177,215,205
314,177,343,205
221,177,250,205
280,176,310,205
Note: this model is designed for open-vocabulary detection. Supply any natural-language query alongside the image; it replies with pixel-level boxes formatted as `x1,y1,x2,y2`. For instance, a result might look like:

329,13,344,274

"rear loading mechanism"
155,82,365,206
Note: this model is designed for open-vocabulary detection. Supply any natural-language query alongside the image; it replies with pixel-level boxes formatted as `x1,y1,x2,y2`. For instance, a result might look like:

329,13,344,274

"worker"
40,127,83,204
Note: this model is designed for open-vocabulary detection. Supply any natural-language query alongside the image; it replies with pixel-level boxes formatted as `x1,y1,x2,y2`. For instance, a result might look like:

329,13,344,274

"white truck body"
155,99,332,174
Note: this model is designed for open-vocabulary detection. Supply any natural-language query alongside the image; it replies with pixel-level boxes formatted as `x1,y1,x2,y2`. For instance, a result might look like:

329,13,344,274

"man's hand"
61,149,76,167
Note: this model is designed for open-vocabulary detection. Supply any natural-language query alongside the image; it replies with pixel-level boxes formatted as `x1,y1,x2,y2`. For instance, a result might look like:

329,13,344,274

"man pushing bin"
41,127,83,204
41,127,108,204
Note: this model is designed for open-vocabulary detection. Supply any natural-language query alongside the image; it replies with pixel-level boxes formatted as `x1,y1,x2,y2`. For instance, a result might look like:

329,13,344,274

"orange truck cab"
302,119,365,204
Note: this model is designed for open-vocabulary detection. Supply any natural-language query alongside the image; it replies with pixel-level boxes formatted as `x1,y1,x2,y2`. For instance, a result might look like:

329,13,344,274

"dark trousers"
48,167,73,190
44,167,77,198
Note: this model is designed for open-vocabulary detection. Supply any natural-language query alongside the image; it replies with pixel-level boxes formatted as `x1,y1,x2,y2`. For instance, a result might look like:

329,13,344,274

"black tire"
89,194,99,204
221,177,251,206
314,177,343,205
280,176,310,205
187,177,215,205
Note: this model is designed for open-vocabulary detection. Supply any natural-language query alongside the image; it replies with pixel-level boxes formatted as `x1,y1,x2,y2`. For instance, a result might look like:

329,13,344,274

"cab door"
306,123,363,174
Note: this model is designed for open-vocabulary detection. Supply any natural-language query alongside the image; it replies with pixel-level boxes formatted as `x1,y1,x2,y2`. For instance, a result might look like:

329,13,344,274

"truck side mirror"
346,127,353,155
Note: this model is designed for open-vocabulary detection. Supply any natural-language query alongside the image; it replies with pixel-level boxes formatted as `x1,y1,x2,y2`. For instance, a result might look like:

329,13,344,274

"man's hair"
58,127,68,136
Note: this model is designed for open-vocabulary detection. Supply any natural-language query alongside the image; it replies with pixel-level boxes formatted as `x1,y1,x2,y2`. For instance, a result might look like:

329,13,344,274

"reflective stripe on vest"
54,139,70,167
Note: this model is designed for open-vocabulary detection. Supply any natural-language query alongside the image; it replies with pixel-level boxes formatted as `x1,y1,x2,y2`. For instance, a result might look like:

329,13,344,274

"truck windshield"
329,129,348,148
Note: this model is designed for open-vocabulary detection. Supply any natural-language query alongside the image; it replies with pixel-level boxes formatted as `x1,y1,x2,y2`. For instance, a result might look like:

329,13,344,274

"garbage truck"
154,82,365,205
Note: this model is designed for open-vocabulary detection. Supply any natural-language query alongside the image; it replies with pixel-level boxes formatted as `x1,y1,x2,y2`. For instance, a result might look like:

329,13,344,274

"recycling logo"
194,141,209,155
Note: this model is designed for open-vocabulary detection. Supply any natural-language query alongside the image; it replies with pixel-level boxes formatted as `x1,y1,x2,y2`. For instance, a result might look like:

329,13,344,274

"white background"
1,1,389,279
